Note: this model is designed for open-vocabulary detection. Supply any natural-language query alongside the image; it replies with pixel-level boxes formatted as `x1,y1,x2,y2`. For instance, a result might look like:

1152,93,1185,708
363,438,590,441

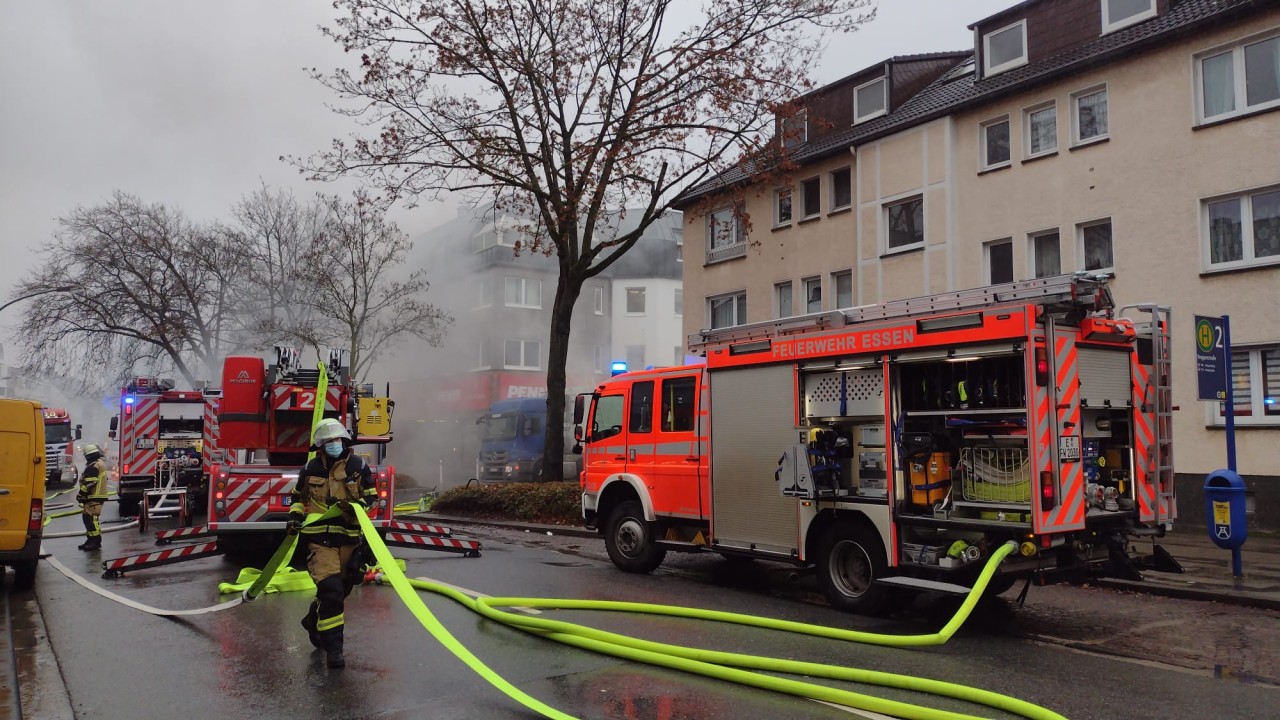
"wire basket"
960,446,1031,503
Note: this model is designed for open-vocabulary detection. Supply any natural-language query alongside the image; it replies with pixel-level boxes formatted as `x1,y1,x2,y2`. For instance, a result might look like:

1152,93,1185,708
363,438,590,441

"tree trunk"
542,268,584,482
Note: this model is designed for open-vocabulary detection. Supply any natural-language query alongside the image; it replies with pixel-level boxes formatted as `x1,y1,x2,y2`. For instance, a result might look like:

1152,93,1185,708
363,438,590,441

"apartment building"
675,0,1280,528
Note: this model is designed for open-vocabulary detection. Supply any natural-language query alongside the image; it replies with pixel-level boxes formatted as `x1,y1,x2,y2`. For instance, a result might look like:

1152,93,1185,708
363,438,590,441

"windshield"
481,413,518,441
45,424,72,444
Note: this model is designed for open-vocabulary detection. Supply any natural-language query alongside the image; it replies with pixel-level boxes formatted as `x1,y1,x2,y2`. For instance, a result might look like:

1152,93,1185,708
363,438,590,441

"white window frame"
707,291,747,329
829,166,852,211
706,204,747,264
774,281,793,319
475,276,494,309
800,176,821,220
625,286,646,315
1077,218,1115,273
475,340,491,370
1071,84,1110,146
782,108,808,149
883,194,925,254
1023,100,1058,158
831,270,853,310
774,187,793,227
1207,344,1280,427
503,339,540,370
980,115,1012,171
593,285,605,315
676,241,683,263
1027,228,1062,279
504,276,542,308
803,276,822,313
594,345,609,374
983,19,1028,77
1102,0,1157,35
1201,184,1280,272
984,238,1015,285
674,288,683,317
1194,30,1280,125
853,77,887,124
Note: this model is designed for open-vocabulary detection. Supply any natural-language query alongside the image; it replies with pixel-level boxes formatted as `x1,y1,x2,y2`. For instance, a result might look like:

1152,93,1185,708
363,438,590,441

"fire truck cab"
576,273,1181,612
41,408,81,487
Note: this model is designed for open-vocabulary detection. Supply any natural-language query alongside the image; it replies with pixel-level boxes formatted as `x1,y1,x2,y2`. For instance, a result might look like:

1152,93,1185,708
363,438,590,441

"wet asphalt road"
16,504,1280,720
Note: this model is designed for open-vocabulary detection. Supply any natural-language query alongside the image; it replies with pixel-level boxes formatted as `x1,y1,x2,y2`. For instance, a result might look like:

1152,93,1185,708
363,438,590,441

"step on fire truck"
42,408,81,487
101,347,481,578
109,379,221,517
574,273,1182,612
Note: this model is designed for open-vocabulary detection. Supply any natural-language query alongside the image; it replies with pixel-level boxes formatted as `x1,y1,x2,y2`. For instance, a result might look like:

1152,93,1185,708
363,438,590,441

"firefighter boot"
326,638,345,669
77,536,101,551
301,604,323,650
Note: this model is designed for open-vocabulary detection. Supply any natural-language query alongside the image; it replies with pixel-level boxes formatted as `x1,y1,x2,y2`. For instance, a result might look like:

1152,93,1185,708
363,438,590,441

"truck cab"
477,398,552,483
41,408,81,487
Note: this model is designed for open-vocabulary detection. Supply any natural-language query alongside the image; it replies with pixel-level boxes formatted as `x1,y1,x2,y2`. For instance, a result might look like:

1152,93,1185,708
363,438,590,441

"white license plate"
1058,435,1081,462
135,438,155,449
280,495,293,507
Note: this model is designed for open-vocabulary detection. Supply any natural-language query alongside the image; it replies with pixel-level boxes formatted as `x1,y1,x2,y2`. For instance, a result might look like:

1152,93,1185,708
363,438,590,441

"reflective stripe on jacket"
81,459,109,501
289,453,373,544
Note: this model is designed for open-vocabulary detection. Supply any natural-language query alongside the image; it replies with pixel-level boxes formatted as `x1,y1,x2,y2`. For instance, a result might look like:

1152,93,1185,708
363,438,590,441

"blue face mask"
323,441,344,458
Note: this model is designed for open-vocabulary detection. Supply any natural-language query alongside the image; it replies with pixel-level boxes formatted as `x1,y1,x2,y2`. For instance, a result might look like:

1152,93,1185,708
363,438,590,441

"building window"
674,288,683,317
774,188,793,227
476,277,495,308
1215,345,1280,426
1197,34,1280,124
1102,0,1156,34
985,238,1014,284
504,276,542,308
800,177,821,219
830,167,852,211
594,345,609,374
885,195,924,252
625,287,646,314
1072,85,1109,145
774,281,793,319
626,345,646,371
1078,219,1115,271
706,204,746,263
782,108,807,149
1030,230,1061,278
708,291,747,329
983,19,1027,76
593,286,605,315
831,270,853,309
854,77,887,123
676,242,683,263
803,276,822,313
980,116,1011,169
673,346,684,366
1024,102,1057,157
476,340,491,369
504,339,540,370
1203,187,1280,271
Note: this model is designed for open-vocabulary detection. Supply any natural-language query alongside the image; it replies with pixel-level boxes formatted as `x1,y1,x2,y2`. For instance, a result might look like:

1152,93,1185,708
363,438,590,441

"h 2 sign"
1195,315,1228,401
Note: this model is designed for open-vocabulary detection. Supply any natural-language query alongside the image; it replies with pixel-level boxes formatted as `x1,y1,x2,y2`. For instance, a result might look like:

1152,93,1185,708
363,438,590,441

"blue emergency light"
610,361,628,376
125,397,135,404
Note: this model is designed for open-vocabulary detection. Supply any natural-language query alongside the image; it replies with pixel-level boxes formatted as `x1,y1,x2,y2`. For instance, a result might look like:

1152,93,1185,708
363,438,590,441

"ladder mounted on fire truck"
689,272,1117,353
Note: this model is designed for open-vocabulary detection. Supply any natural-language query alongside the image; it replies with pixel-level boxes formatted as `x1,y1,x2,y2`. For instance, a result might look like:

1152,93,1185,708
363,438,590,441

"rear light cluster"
29,499,43,532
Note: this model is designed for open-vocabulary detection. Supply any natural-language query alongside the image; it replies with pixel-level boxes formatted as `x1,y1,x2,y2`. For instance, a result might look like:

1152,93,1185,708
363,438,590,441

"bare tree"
295,0,873,480
15,192,243,387
285,190,452,381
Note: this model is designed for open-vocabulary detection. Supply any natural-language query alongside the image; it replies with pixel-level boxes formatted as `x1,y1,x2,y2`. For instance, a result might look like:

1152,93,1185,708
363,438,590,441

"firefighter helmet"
311,418,351,445
83,443,101,457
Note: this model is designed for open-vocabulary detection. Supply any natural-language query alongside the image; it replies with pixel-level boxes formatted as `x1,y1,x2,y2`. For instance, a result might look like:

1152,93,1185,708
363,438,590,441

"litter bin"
1204,469,1247,549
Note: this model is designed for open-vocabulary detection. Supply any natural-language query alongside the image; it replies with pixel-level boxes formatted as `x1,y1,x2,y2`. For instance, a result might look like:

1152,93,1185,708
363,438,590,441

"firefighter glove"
286,515,303,535
76,492,87,504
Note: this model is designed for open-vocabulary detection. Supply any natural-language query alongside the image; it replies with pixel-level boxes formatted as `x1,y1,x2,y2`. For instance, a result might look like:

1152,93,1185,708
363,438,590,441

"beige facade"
681,8,1280,478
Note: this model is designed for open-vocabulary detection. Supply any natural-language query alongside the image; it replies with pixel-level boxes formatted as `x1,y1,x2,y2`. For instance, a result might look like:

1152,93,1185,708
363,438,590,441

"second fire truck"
575,273,1181,612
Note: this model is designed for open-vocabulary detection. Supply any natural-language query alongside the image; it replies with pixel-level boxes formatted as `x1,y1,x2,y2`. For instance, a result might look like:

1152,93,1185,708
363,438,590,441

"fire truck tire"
984,575,1018,597
118,496,140,517
12,560,37,591
816,525,891,614
604,500,666,573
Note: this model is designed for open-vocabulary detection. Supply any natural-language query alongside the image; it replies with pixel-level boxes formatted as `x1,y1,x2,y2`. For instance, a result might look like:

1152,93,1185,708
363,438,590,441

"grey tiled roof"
675,0,1267,206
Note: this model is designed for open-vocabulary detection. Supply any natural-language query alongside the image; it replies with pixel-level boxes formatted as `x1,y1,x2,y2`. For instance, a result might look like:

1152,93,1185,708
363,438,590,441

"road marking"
1026,638,1280,689
411,575,541,615
812,700,896,718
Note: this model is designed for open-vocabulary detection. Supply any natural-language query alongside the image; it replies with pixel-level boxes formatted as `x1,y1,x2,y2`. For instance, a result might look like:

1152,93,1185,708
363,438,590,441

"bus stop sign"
1195,315,1227,401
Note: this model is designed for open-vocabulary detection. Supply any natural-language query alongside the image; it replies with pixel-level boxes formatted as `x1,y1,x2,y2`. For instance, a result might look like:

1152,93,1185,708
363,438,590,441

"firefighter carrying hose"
288,418,378,669
77,443,109,551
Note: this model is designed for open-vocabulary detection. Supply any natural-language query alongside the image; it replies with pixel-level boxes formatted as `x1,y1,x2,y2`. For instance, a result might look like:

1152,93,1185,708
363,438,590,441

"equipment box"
900,542,948,566
855,423,886,448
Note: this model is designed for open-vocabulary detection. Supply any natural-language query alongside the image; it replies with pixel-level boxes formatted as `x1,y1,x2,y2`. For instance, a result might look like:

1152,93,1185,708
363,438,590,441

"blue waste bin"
1204,469,1247,550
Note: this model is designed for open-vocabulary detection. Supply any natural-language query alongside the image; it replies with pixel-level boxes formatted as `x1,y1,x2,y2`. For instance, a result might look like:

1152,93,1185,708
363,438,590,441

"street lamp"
0,285,76,315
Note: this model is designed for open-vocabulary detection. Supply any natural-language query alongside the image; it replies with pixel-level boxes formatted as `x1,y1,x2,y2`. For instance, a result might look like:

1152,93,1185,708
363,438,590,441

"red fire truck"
209,347,396,553
109,379,221,517
41,408,81,487
575,273,1181,612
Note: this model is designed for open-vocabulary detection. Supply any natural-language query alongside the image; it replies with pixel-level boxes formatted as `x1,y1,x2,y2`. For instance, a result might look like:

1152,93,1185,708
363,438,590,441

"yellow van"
0,399,46,590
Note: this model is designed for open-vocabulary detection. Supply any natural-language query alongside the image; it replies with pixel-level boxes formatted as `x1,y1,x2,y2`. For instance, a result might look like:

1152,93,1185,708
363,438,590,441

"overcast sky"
0,0,1012,354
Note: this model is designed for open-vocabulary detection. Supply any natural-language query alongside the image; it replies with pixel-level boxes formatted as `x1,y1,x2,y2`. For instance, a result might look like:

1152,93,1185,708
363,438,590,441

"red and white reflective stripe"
275,426,310,449
223,477,295,524
121,397,161,477
154,526,210,541
388,520,452,537
202,398,221,465
385,532,481,552
101,541,219,571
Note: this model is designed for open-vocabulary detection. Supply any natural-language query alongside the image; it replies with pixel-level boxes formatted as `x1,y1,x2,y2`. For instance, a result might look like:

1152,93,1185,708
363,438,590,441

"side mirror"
74,425,83,440
573,395,586,425
109,416,118,431
108,431,116,440
573,425,583,443
572,443,582,455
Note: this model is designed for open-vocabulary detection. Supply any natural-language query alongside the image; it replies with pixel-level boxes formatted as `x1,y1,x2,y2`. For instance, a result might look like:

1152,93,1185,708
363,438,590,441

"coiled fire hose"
351,509,1064,720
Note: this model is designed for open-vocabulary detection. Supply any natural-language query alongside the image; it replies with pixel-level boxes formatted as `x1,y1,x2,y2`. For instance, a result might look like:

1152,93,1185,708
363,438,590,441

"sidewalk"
411,510,1280,611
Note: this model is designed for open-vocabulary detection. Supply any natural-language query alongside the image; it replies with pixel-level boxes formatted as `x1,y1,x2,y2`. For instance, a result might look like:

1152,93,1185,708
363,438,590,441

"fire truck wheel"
604,500,667,573
983,575,1018,597
816,524,890,614
118,496,140,518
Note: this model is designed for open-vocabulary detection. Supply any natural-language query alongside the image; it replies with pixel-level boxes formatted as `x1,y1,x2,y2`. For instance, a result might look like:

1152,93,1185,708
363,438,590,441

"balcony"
706,241,746,265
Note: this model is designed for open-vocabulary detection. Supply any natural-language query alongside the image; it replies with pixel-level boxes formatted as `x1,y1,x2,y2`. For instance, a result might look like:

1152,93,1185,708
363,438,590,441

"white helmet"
312,418,351,445
83,443,102,457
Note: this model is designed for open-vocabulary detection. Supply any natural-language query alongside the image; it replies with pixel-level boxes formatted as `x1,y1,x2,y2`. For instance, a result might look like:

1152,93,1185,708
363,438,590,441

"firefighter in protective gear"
289,418,377,669
77,444,110,551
